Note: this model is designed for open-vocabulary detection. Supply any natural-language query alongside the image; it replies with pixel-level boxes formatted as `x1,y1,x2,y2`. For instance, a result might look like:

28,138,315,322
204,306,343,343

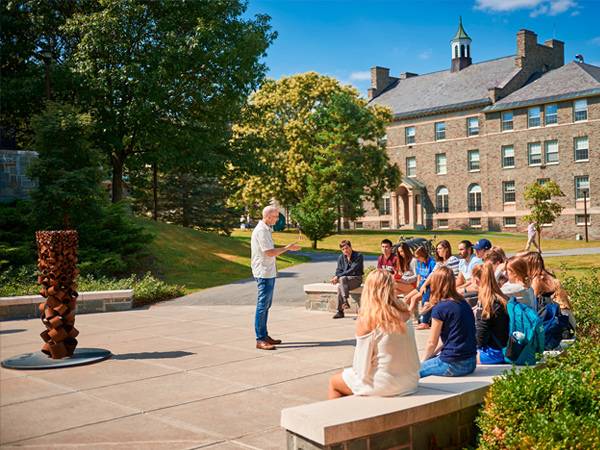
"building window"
405,126,416,144
528,142,542,166
544,140,559,164
467,117,479,136
378,194,391,215
537,178,549,186
468,184,482,212
528,107,541,128
469,217,482,228
574,99,588,122
501,111,513,131
544,104,558,125
436,186,449,213
504,217,517,227
406,157,416,177
503,181,516,203
576,215,591,226
468,149,480,171
501,145,515,168
380,220,390,229
575,176,590,200
354,221,364,229
574,136,589,162
435,153,447,175
435,122,446,140
437,219,449,229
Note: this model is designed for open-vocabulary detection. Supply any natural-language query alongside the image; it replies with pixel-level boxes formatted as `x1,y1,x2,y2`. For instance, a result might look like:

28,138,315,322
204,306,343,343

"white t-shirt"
251,220,276,279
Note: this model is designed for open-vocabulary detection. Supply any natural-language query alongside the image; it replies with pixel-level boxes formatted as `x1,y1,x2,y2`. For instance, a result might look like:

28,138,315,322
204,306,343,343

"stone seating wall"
303,283,362,313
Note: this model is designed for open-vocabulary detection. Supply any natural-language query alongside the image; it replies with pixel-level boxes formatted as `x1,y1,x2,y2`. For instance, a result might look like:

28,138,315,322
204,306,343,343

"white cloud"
349,71,371,81
418,50,432,60
475,0,578,16
589,37,600,46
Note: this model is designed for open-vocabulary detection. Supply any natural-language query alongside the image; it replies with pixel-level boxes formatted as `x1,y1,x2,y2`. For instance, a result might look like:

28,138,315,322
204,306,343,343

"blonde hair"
553,280,573,310
359,270,409,334
506,257,530,287
478,262,508,320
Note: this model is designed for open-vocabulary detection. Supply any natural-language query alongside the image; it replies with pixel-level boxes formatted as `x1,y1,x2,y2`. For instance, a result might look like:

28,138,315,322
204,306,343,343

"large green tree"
230,72,400,225
522,180,564,252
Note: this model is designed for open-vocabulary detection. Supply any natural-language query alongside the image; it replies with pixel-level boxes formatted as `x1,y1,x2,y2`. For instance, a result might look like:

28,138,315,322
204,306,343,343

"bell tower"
451,17,472,72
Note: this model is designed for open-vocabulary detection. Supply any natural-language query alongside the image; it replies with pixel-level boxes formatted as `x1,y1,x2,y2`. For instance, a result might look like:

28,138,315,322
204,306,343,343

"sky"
244,0,600,96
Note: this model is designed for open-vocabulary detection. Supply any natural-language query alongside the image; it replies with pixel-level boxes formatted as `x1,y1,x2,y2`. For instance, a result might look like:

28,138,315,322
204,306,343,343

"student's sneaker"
332,311,345,319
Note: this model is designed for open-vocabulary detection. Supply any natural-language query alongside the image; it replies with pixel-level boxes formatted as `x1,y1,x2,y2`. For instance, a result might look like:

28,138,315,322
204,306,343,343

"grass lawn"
138,219,309,292
232,229,600,255
545,255,600,279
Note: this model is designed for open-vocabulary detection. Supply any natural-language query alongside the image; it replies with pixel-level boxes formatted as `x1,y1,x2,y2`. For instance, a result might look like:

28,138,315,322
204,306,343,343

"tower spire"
451,17,472,72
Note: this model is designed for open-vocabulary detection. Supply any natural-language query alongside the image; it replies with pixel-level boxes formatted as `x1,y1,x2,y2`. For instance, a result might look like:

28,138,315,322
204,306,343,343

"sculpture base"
1,348,111,370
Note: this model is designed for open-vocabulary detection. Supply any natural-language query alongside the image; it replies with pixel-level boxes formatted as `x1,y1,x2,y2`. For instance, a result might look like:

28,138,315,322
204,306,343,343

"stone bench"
304,283,363,313
281,364,522,449
0,289,134,320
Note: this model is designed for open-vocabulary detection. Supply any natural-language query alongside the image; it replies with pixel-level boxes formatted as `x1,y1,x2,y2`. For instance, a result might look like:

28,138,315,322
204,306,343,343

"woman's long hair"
522,251,555,280
428,266,464,308
396,242,413,273
435,240,452,262
478,262,508,319
359,270,409,334
506,256,530,287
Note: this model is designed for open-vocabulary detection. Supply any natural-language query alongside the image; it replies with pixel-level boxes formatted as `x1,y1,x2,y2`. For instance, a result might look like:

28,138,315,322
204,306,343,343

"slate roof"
369,56,517,119
484,62,600,112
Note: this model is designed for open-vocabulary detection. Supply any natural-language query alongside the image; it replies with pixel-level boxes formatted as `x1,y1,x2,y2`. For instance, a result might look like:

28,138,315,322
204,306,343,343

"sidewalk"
0,304,430,449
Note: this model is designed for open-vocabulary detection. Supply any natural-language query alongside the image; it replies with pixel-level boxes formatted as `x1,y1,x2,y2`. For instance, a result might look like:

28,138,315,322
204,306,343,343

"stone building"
358,20,599,239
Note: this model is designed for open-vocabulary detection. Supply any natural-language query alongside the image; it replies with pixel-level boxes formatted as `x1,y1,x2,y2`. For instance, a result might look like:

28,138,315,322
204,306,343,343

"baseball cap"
473,239,492,251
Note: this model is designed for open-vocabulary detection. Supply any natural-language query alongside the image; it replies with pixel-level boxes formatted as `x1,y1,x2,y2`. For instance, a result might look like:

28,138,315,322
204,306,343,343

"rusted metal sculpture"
36,230,80,359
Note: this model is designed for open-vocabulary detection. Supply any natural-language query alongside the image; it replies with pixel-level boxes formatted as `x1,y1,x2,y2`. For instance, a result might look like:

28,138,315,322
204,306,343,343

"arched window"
468,184,482,212
436,186,449,213
454,45,458,58
467,45,470,58
460,44,465,58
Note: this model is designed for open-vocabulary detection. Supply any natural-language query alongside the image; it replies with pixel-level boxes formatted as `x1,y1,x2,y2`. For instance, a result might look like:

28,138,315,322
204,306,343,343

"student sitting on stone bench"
328,270,420,398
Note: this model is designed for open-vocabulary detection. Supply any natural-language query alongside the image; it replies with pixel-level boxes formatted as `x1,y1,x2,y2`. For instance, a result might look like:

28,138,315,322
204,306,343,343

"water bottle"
513,331,526,343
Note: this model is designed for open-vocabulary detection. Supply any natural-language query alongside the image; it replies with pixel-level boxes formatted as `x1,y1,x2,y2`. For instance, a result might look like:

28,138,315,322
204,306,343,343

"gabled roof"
484,61,600,112
369,56,516,119
452,17,471,41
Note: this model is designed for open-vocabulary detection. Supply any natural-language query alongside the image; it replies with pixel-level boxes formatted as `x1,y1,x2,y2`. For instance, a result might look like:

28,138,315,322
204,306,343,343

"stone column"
391,192,399,229
408,192,415,228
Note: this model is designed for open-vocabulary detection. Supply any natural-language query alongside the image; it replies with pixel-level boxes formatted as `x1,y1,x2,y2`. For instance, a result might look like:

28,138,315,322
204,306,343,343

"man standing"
251,206,300,350
525,222,541,252
331,240,364,319
377,239,397,274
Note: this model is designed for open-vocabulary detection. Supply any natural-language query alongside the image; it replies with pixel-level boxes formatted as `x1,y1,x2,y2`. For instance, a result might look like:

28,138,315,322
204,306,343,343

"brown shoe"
265,336,282,345
256,340,275,350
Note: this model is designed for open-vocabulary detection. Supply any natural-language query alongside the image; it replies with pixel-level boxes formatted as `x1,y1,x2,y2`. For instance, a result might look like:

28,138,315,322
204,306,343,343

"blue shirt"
432,299,477,363
458,256,483,280
415,257,436,289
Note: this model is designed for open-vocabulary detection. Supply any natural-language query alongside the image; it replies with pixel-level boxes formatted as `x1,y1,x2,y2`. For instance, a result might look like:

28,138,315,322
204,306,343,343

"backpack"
504,297,545,365
537,299,575,350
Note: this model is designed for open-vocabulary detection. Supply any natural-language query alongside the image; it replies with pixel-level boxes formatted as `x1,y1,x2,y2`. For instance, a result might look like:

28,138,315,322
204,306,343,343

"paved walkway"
1,304,429,449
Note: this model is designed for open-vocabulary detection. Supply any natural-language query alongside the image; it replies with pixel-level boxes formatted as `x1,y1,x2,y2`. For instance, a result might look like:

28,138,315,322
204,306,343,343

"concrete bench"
304,283,363,313
0,289,134,320
281,364,523,449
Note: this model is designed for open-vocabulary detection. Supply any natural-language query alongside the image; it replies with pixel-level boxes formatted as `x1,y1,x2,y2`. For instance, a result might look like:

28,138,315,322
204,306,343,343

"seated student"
419,266,477,377
394,242,417,296
377,239,398,274
501,257,536,309
484,247,508,286
473,262,509,364
331,240,364,319
456,240,483,289
473,238,492,261
403,247,437,330
434,240,460,276
328,270,420,398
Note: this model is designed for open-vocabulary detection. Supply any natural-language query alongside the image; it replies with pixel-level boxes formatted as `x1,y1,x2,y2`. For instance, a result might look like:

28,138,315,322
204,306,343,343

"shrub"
476,338,600,449
560,268,600,340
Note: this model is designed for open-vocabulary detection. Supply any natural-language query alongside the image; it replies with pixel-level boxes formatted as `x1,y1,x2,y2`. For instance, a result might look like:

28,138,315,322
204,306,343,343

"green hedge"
476,271,600,449
0,269,184,306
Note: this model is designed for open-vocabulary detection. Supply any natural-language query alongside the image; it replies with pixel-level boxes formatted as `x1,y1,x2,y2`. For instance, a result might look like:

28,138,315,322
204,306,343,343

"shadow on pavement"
276,339,355,349
112,351,195,360
0,329,27,335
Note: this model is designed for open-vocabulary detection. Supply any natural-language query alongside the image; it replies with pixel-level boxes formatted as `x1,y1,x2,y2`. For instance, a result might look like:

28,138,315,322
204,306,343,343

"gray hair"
262,205,279,219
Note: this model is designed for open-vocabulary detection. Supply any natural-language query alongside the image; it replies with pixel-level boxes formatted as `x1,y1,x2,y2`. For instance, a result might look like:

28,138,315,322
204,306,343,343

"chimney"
544,39,565,66
369,66,391,100
400,72,418,79
515,29,564,69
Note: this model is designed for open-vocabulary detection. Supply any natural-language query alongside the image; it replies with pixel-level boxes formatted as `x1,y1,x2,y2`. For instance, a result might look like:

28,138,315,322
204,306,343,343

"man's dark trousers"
336,276,362,311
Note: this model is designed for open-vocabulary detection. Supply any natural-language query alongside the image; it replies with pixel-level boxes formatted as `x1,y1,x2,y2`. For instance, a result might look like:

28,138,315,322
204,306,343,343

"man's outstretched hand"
285,242,301,251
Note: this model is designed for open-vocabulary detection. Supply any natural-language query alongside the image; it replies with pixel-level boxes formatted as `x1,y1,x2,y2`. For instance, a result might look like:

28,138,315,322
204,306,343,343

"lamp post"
583,188,589,242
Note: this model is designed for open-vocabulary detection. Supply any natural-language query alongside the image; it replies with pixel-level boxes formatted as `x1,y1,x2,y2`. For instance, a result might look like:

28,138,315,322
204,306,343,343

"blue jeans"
419,355,477,378
478,346,505,364
255,277,275,341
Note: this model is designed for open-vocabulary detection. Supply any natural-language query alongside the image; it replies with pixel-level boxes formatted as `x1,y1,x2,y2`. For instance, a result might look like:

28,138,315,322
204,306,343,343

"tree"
230,73,400,222
522,180,564,252
63,0,276,203
291,185,337,250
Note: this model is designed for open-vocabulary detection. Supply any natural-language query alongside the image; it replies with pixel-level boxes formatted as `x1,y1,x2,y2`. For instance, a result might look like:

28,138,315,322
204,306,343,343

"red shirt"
377,254,398,274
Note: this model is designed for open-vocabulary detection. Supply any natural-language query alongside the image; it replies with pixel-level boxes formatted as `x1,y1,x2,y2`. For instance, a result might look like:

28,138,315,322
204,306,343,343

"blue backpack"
538,300,574,350
504,297,545,365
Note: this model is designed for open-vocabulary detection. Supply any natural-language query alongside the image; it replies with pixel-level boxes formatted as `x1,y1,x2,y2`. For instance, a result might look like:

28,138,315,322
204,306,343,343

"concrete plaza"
1,303,429,449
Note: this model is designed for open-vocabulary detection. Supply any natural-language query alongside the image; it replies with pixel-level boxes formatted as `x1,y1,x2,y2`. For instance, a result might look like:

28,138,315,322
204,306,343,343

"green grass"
545,254,600,278
232,229,600,256
138,219,309,292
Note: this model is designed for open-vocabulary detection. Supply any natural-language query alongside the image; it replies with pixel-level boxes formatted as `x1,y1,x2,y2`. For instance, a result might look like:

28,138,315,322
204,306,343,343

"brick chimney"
368,66,394,100
515,29,564,69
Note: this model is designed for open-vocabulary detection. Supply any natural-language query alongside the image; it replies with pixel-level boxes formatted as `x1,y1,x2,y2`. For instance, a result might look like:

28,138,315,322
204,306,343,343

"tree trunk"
537,226,542,253
312,239,317,250
152,162,158,221
111,155,124,203
337,203,342,233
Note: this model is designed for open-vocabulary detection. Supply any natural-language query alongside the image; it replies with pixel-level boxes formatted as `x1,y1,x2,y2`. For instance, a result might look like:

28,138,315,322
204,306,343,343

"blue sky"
245,0,600,95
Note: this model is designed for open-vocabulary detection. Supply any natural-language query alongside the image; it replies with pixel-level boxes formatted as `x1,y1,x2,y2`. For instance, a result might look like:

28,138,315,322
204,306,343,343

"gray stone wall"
0,150,37,202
